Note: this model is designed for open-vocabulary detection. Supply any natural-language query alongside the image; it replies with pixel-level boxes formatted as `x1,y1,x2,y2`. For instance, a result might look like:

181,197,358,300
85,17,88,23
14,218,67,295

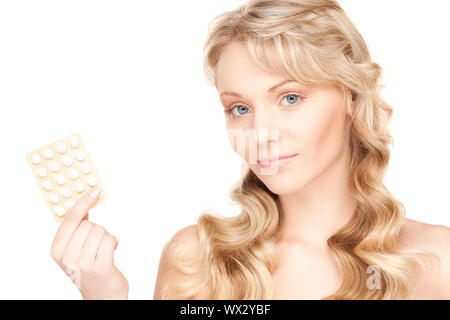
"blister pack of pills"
26,133,107,222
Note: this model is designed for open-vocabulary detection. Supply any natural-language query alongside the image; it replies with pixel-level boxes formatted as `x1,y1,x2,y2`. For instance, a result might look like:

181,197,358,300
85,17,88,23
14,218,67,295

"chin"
250,165,307,196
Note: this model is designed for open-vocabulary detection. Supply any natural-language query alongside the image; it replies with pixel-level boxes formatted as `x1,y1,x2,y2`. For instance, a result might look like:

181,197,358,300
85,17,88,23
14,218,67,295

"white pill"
69,169,79,180
66,200,75,208
37,167,48,178
81,163,92,174
75,182,85,193
87,176,98,187
63,156,73,167
75,151,86,161
57,143,67,154
70,137,80,148
44,149,54,159
56,174,66,185
49,162,60,172
31,154,42,165
42,180,53,191
49,193,59,204
62,187,72,198
54,206,66,217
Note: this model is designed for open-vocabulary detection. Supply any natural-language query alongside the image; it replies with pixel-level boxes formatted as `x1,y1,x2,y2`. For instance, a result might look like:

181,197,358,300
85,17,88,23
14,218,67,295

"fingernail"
89,188,102,198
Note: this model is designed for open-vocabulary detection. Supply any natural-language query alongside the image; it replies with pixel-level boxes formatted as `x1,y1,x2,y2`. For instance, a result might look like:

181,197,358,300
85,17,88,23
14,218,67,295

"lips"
258,153,299,163
257,153,299,168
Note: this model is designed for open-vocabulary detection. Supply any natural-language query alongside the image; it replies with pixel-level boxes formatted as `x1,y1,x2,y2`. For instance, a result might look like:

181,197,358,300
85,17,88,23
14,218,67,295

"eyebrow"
219,80,298,99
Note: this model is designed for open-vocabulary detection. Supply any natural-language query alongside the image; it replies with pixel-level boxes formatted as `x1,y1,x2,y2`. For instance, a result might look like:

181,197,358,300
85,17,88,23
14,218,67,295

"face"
215,40,353,196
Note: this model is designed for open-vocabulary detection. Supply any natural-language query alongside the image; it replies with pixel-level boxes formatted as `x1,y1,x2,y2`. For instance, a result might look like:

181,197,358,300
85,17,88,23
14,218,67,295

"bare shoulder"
165,224,201,256
399,218,450,252
399,218,450,299
153,224,203,299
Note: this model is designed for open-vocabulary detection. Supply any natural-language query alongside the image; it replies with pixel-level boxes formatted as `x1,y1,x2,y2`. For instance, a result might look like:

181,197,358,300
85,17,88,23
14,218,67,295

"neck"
277,149,357,250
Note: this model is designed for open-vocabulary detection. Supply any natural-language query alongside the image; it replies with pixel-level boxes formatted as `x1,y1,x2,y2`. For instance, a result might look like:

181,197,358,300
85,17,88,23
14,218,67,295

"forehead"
216,41,286,91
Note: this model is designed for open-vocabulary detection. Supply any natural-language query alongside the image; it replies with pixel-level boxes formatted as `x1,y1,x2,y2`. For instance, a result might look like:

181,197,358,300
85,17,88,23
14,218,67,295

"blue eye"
284,94,299,105
236,106,249,115
224,93,304,118
224,105,250,117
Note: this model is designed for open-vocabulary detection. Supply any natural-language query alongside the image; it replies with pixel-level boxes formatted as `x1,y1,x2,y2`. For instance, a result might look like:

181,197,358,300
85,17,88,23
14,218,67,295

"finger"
95,234,118,267
60,220,95,267
79,224,107,265
51,188,102,261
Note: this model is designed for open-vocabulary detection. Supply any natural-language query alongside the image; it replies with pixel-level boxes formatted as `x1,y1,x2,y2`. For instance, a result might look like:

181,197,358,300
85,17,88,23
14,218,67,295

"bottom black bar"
0,300,447,319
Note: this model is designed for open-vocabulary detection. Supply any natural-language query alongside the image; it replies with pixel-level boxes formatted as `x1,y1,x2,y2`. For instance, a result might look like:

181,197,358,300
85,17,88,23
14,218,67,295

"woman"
51,0,449,300
153,0,449,300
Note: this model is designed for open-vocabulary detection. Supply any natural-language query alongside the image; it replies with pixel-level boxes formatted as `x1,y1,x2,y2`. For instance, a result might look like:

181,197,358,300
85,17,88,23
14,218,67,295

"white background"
0,0,448,299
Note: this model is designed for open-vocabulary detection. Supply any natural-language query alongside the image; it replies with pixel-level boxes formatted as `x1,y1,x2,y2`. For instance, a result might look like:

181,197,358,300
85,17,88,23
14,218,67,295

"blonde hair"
162,0,439,299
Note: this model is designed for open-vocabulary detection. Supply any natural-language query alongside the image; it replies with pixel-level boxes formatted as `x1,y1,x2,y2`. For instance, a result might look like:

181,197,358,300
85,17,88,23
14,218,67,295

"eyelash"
224,92,305,118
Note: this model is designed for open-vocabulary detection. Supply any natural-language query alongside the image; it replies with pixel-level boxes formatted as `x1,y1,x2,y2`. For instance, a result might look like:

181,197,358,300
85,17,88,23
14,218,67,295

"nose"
252,106,275,133
251,108,280,160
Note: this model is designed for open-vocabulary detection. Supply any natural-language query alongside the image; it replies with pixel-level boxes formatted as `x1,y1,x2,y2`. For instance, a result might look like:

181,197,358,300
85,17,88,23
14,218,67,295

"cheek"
226,122,254,161
302,104,348,168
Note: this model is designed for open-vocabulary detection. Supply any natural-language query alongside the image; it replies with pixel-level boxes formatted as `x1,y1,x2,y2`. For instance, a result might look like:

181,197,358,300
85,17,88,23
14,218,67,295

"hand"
50,188,129,299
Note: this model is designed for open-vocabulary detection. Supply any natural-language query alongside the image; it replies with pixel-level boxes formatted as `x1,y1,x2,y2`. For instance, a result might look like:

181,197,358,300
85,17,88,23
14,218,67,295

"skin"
154,40,450,299
50,188,128,299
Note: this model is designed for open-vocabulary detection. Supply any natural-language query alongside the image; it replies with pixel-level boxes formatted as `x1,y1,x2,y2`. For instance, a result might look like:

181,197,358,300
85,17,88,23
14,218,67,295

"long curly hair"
161,0,439,299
